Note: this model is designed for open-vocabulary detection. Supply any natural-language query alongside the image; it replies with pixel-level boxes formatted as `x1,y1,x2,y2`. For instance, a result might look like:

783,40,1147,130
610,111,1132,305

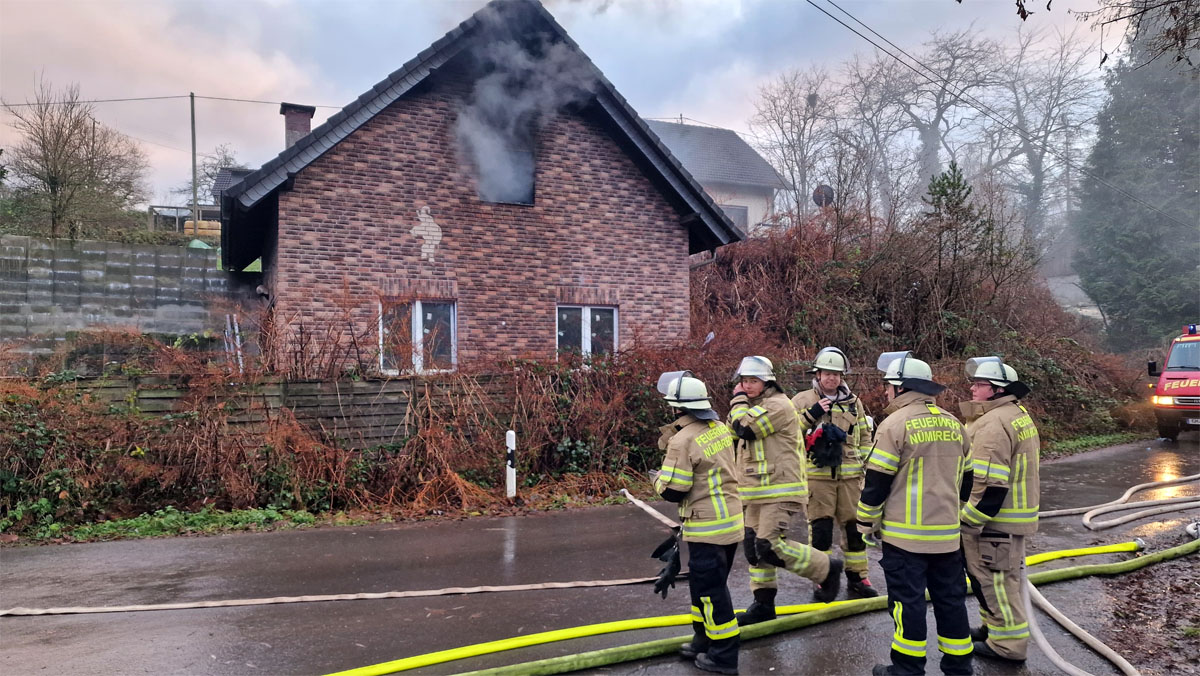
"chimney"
280,102,316,148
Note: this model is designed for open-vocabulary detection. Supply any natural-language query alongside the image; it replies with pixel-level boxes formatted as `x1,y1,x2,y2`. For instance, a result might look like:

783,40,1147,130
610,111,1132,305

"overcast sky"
0,0,1106,205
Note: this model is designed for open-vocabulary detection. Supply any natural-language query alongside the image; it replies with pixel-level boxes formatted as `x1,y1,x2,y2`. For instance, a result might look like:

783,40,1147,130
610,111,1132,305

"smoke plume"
455,4,598,203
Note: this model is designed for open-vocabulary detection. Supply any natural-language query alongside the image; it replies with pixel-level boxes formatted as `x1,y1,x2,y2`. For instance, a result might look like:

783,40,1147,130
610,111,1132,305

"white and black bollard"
505,429,517,499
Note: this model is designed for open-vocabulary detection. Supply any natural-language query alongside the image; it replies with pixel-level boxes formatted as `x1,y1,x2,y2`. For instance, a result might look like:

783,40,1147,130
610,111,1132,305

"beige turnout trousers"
744,501,830,591
963,531,1030,659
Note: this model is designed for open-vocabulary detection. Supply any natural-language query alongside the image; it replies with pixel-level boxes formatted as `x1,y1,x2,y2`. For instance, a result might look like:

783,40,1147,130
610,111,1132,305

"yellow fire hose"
324,540,1166,676
452,537,1199,676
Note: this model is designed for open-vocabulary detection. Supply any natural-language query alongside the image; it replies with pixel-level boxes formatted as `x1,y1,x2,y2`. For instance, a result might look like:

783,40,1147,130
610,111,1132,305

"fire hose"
1039,472,1200,530
383,538,1196,676
6,478,1195,674
1023,472,1200,676
321,480,1198,676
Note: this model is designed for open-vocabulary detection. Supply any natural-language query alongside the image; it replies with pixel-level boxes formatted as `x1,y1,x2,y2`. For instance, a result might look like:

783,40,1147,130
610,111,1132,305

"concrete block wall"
0,235,231,346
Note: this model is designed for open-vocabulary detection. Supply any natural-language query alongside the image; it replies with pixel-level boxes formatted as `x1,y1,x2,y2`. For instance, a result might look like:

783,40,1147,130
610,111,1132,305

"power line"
193,95,341,109
1,94,341,109
0,118,220,160
805,0,1194,231
1,95,188,107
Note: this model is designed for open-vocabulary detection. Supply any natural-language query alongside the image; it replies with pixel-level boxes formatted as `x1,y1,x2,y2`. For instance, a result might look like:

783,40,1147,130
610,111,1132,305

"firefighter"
793,346,880,600
958,357,1040,663
729,355,843,627
857,352,974,676
654,371,743,675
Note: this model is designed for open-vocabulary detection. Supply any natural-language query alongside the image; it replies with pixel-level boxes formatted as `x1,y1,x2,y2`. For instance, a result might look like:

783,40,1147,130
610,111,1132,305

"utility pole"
190,92,198,237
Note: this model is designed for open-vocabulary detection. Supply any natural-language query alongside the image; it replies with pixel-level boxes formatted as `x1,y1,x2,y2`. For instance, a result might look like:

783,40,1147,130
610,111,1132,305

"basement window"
557,305,617,356
380,300,457,374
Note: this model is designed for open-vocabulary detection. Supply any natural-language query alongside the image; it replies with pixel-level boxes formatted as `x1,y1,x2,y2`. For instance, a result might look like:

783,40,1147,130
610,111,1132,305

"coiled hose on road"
1030,472,1200,676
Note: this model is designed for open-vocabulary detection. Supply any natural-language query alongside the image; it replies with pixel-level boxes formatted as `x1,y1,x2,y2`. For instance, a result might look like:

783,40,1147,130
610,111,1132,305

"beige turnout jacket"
959,395,1041,535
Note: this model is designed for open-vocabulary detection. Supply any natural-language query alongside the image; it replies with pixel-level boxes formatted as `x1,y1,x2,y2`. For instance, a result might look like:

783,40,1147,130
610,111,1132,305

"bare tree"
982,29,1100,243
838,53,921,228
172,143,247,204
885,30,1000,187
1011,0,1200,71
750,67,834,222
3,79,148,238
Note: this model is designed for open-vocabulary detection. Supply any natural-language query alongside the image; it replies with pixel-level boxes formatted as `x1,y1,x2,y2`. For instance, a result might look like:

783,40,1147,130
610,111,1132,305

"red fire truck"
1148,324,1200,441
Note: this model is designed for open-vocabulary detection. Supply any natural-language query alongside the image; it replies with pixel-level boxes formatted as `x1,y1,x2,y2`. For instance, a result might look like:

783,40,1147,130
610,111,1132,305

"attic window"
476,143,535,205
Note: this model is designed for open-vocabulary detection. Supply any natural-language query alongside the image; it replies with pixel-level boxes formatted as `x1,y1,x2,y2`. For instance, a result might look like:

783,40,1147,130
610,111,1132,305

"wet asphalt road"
2,434,1197,676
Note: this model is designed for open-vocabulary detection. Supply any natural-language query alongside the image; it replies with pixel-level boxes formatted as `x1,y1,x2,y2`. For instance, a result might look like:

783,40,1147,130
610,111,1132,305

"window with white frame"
380,300,457,374
556,305,617,356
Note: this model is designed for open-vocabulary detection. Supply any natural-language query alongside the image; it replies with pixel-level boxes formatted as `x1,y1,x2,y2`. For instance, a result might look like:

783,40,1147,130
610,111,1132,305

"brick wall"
269,62,691,369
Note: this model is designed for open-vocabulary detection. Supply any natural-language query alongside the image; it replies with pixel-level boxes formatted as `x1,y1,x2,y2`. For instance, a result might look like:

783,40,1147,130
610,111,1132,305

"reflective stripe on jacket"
793,387,871,479
656,414,744,544
864,391,970,554
728,388,806,503
959,395,1041,535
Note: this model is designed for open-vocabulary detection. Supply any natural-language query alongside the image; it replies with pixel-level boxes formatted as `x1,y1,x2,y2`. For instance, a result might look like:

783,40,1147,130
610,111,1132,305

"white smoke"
455,8,598,203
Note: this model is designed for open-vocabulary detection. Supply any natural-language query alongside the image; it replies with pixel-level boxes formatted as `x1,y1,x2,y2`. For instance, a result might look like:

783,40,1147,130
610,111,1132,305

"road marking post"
506,430,517,499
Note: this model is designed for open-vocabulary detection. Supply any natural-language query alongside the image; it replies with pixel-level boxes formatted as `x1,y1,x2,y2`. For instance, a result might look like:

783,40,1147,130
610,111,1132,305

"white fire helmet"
733,355,777,383
876,350,934,386
657,370,712,410
966,356,1019,387
810,347,849,374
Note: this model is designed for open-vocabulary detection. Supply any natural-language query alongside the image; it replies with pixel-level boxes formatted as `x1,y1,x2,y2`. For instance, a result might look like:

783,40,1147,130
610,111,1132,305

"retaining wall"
77,375,511,450
0,235,234,346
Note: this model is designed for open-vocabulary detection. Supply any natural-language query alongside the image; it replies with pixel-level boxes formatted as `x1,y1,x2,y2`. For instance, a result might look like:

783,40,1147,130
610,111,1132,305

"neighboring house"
212,168,253,206
643,119,786,234
221,0,741,374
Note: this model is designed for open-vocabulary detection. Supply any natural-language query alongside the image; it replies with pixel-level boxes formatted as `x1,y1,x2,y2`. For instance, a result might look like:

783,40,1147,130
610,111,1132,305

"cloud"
0,0,323,203
1,0,1105,207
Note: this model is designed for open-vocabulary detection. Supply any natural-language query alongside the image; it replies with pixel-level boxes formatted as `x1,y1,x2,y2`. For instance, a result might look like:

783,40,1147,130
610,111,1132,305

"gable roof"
644,120,786,190
211,167,252,204
221,0,742,264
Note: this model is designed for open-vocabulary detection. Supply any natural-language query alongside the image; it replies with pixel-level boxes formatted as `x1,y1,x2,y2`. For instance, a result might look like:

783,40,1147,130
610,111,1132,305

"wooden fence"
76,375,512,449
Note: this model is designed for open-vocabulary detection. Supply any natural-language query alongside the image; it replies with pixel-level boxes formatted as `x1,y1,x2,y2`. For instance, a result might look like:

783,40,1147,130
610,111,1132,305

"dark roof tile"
644,120,785,190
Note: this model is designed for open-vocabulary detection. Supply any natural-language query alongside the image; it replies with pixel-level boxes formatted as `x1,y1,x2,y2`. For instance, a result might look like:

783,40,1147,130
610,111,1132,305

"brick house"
221,0,742,374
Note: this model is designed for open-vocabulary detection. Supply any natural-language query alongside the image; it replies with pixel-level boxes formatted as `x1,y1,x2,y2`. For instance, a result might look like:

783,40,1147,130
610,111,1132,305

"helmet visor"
732,356,774,382
657,370,692,397
876,350,911,375
965,356,1003,380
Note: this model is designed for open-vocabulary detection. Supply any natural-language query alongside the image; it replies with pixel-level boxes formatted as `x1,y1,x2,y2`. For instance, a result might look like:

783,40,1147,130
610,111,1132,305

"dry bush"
691,197,1146,441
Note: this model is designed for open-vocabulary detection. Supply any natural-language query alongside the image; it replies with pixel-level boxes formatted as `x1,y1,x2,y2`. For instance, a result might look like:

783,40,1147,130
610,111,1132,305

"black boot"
680,623,708,659
846,570,880,598
695,652,739,675
735,588,776,625
974,639,1026,663
813,557,844,603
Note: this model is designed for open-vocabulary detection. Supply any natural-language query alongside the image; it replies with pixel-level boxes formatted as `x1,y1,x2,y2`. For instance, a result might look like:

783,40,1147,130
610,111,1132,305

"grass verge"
1044,432,1151,459
61,506,318,542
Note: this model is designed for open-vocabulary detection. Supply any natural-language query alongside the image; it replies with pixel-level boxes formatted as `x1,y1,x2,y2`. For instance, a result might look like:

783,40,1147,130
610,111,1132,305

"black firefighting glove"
651,528,682,599
743,527,759,565
805,401,826,422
